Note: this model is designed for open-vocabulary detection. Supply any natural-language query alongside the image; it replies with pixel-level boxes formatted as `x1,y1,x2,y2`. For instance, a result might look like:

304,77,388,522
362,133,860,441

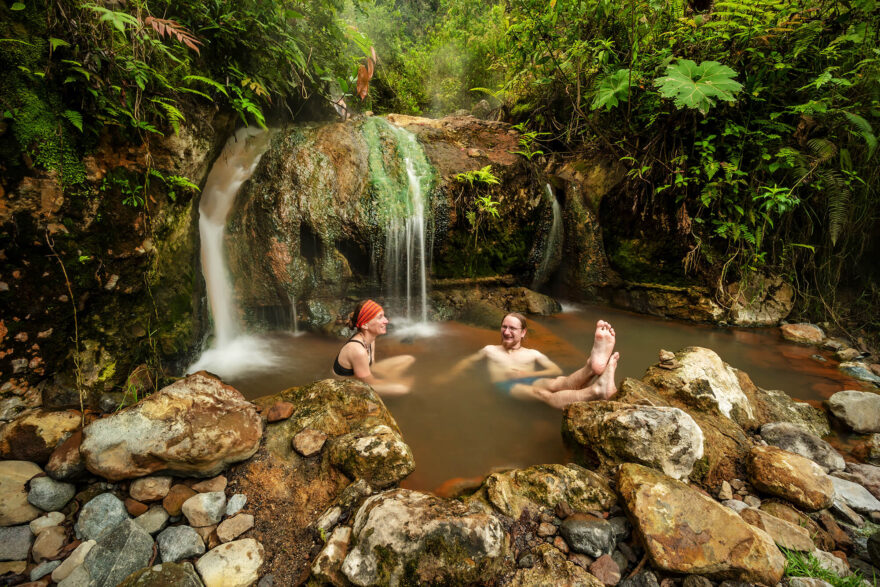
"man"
442,313,619,409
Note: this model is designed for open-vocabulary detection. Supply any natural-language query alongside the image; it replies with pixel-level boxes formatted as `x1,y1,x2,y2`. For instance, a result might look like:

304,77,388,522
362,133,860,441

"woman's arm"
349,344,412,396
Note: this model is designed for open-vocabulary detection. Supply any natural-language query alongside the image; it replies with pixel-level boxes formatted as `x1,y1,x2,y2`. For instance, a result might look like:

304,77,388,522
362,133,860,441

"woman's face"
364,311,389,336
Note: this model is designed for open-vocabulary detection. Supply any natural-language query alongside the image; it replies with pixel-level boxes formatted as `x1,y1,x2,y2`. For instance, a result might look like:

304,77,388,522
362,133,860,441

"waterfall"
188,127,277,377
364,119,434,328
289,292,300,335
532,183,563,289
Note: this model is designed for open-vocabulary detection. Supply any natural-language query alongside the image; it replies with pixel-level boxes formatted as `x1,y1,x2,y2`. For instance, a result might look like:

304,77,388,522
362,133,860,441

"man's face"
500,316,526,349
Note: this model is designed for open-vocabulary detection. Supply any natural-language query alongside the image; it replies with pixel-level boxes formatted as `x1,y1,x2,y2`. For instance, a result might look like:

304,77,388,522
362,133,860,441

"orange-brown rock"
780,323,825,345
617,463,785,585
80,372,262,480
191,475,227,493
266,402,294,423
163,485,197,516
45,430,86,481
0,410,81,464
759,500,835,551
738,507,814,551
124,498,149,517
747,446,833,511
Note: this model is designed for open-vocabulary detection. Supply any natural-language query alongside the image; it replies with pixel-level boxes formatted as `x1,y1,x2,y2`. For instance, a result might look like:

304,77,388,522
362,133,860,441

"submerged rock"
342,488,508,586
0,409,81,464
759,422,845,472
479,463,616,519
617,463,785,585
827,390,880,433
563,402,704,480
747,446,834,511
81,372,262,480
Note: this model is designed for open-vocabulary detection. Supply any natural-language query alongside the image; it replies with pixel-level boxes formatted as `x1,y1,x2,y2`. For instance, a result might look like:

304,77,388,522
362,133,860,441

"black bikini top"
332,336,373,377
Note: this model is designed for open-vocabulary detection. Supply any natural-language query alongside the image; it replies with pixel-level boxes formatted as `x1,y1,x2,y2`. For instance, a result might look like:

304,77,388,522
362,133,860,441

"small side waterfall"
532,183,563,289
364,119,434,329
188,127,277,377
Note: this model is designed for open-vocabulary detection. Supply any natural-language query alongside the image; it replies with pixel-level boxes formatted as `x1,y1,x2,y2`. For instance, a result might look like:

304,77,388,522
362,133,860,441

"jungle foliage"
0,0,365,184
364,0,880,328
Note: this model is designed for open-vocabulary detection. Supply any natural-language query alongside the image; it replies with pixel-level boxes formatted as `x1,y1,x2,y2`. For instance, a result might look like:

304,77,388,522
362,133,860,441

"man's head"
500,313,527,350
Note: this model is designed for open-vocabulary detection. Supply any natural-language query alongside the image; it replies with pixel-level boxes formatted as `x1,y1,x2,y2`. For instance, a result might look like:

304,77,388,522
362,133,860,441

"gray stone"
28,475,76,511
75,492,129,540
723,499,750,513
839,362,880,385
30,559,62,581
827,390,880,433
135,505,170,535
0,524,34,560
618,570,660,587
843,462,880,501
83,518,155,587
117,561,205,586
787,579,833,587
157,525,206,562
868,531,880,569
682,576,713,587
58,564,91,587
759,422,845,472
181,492,226,527
831,475,880,513
559,513,616,557
225,494,246,517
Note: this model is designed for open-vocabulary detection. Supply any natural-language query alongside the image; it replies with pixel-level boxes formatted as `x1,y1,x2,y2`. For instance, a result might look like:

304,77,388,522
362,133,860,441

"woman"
332,299,415,395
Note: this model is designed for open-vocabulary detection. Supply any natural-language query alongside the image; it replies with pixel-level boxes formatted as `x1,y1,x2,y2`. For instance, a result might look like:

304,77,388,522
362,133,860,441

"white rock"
827,390,880,433
196,539,264,587
182,492,226,527
30,511,65,535
51,539,96,582
831,476,880,513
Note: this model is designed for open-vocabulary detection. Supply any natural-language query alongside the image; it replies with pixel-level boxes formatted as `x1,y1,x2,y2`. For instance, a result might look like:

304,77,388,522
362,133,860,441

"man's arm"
435,347,488,383
511,350,562,379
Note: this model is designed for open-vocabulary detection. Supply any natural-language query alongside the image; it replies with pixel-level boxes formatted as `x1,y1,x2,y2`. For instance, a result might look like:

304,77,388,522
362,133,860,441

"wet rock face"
479,463,617,519
341,488,509,586
617,463,785,585
747,446,834,511
827,390,880,433
564,402,704,480
80,372,262,480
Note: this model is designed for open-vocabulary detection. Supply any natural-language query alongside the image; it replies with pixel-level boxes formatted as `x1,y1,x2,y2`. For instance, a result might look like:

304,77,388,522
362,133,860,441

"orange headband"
356,300,383,328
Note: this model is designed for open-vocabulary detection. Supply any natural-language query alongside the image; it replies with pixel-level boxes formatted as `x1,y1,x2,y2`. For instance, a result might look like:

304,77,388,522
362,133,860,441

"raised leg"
532,352,619,409
372,354,416,378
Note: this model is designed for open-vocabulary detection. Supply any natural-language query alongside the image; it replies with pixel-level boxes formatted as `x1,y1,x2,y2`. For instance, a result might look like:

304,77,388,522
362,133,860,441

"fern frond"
151,98,185,134
183,75,229,97
818,169,850,245
842,112,877,160
807,138,837,163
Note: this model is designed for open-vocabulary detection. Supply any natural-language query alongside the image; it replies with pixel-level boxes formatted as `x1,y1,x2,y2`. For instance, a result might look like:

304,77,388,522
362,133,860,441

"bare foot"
588,320,616,376
595,352,619,400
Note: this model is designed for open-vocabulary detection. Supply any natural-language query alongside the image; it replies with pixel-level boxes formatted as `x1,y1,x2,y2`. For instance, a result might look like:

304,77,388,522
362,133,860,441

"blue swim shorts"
494,376,543,395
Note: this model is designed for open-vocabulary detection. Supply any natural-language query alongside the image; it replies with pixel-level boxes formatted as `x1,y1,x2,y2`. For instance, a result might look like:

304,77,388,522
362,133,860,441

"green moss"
97,360,117,382
688,455,710,484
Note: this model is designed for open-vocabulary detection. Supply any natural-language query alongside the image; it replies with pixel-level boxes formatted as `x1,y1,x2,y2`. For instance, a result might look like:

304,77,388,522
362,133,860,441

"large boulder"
341,488,509,586
80,372,262,480
759,422,845,472
747,446,834,511
327,424,414,489
617,463,785,585
827,390,880,433
642,347,755,427
475,463,616,519
563,402,704,480
0,409,81,463
0,461,43,526
227,378,412,585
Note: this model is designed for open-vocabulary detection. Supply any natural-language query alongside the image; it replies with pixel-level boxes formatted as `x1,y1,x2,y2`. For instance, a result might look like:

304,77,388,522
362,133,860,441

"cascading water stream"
376,121,434,330
188,127,277,377
532,183,563,289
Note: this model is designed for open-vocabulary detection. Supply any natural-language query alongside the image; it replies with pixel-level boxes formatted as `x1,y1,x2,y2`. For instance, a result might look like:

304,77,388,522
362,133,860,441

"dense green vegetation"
360,0,880,329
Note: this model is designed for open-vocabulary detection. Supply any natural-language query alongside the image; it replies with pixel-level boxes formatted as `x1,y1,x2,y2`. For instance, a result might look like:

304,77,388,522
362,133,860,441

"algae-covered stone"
617,463,785,585
479,463,616,519
119,562,205,587
342,488,508,586
747,446,833,511
564,402,704,480
81,372,262,480
327,424,414,488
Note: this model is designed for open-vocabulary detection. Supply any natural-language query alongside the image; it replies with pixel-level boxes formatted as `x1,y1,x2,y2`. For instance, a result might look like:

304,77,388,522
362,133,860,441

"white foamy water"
188,127,277,378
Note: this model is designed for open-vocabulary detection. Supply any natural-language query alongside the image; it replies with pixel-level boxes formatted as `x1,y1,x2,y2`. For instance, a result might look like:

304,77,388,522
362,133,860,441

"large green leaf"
591,69,632,111
654,59,743,115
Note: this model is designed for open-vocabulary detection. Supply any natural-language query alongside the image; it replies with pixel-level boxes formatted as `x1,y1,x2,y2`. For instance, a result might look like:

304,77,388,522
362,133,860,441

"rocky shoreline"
1,341,880,586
